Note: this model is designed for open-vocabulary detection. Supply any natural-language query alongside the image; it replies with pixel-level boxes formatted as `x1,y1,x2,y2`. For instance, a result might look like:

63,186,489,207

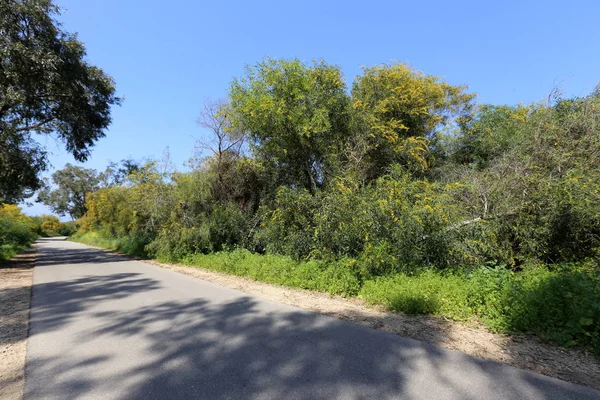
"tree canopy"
0,0,120,202
352,63,474,177
37,163,101,220
230,58,351,193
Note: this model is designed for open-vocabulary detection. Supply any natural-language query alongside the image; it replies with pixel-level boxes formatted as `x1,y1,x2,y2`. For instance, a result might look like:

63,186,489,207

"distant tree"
101,158,142,186
39,214,61,235
195,99,246,196
230,58,351,194
38,164,101,220
449,104,530,170
0,0,120,202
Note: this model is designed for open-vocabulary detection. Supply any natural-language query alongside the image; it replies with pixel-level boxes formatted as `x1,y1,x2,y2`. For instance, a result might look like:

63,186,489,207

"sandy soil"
0,249,34,400
146,259,600,390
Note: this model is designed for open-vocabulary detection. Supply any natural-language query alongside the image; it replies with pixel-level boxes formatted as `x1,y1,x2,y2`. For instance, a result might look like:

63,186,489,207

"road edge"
0,246,35,400
68,239,600,390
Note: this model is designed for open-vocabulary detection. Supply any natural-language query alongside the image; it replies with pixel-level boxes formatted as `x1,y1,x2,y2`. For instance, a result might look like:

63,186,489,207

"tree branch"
15,118,53,133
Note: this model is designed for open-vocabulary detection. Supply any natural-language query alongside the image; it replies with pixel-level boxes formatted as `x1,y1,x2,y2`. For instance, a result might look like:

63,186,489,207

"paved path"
25,238,600,399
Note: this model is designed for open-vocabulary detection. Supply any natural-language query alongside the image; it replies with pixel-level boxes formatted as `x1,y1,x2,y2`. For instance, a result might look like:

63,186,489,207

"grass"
69,231,149,258
176,249,362,296
70,231,600,354
360,265,600,353
0,244,27,262
360,270,472,319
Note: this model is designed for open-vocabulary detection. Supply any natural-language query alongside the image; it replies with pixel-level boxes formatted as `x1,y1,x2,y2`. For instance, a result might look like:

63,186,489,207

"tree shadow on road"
35,243,133,266
28,272,162,336
25,272,599,400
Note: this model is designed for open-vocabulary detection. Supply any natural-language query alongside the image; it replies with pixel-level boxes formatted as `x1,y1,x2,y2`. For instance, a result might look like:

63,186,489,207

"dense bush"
0,215,36,247
68,60,600,353
72,231,150,258
28,215,75,237
179,249,362,296
260,170,462,276
361,264,600,352
58,221,78,236
0,204,38,261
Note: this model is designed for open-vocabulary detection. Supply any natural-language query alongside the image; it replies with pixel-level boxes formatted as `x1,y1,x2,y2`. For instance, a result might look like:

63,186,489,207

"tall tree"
38,164,101,220
352,63,474,179
230,58,351,194
101,158,142,186
0,0,120,202
195,99,246,197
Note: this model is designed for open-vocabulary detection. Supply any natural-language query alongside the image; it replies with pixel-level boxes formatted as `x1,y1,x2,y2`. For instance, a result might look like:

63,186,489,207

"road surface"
25,238,600,399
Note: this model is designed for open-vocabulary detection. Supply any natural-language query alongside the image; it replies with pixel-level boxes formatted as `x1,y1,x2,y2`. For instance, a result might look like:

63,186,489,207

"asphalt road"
25,238,600,400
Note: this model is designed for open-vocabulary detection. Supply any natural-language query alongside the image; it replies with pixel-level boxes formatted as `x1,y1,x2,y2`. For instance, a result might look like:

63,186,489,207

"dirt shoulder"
0,248,34,400
145,259,600,390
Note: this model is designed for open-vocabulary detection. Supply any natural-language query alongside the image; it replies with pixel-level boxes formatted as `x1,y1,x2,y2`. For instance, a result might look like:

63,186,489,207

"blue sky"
25,0,600,216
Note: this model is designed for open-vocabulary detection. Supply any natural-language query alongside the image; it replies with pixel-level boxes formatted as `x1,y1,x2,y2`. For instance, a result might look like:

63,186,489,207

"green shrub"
360,270,471,318
0,215,36,248
147,224,210,261
0,206,37,261
259,171,460,275
464,266,515,330
208,203,251,251
71,231,151,258
58,221,77,236
360,264,600,353
256,187,318,259
495,264,600,350
0,244,21,262
180,249,361,296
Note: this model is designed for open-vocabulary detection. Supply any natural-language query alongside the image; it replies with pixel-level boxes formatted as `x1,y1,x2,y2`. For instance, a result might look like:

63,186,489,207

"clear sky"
25,0,600,216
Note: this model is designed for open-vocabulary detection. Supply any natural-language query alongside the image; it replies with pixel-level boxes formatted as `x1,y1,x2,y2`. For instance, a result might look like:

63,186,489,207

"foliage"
256,187,320,258
449,104,530,169
58,221,77,236
195,99,248,201
361,263,600,353
441,88,600,267
28,214,71,236
38,163,102,219
0,0,119,202
360,270,471,317
78,186,137,237
259,168,461,276
70,231,149,258
230,58,351,193
39,215,61,236
351,63,474,178
70,57,600,353
0,203,37,260
180,249,362,297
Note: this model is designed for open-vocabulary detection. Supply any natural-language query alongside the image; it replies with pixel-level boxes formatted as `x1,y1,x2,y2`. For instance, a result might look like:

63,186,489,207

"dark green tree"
38,164,101,220
0,0,120,202
101,158,142,186
230,58,351,194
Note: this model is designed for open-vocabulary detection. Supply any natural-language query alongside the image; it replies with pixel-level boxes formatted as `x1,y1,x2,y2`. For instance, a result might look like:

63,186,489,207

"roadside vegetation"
1,0,118,262
2,0,598,359
0,204,73,261
0,205,36,262
1,0,597,374
65,59,600,355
